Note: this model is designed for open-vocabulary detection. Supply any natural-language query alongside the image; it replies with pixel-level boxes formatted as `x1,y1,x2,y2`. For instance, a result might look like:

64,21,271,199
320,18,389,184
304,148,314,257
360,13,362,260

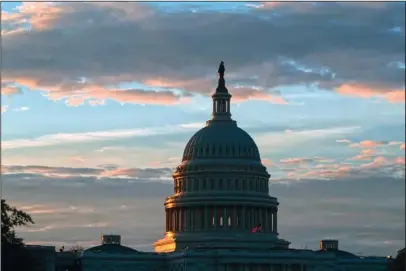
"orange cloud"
395,157,405,165
349,140,386,148
360,156,389,169
1,3,64,32
144,78,288,104
100,168,138,178
336,84,405,103
261,159,273,167
4,77,187,106
232,88,288,105
349,149,376,161
400,143,405,150
1,85,21,95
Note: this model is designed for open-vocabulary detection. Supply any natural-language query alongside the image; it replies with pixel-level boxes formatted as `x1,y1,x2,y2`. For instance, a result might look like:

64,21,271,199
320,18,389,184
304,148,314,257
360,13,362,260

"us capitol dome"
154,61,290,253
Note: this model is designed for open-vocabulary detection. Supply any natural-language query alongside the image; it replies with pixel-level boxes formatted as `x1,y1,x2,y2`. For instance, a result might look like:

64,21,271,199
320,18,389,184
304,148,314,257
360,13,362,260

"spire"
211,61,232,121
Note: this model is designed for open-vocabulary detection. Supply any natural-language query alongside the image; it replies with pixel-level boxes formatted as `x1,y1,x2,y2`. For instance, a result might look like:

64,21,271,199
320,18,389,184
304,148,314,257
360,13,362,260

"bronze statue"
218,61,225,78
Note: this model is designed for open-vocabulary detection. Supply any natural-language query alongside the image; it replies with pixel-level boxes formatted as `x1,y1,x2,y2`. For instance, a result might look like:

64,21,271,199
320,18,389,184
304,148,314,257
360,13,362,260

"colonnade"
165,206,277,233
213,99,230,114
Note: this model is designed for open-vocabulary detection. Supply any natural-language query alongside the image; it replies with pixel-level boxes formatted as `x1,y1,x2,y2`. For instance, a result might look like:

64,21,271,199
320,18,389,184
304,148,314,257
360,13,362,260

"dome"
182,121,261,162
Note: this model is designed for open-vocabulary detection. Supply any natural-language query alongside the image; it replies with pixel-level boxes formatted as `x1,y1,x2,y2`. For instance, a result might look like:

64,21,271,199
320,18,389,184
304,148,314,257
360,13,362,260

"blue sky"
1,2,405,255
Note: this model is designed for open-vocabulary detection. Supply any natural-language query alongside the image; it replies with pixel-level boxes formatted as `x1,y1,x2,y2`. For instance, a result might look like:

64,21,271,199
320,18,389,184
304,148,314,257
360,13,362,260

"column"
242,206,246,229
233,206,237,229
274,213,278,233
197,207,202,230
166,210,169,232
172,209,176,232
224,207,227,227
214,208,217,228
204,206,208,230
265,208,268,232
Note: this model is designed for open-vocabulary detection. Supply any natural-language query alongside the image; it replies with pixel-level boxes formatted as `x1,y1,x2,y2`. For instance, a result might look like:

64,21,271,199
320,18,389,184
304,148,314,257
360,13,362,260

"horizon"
1,1,405,256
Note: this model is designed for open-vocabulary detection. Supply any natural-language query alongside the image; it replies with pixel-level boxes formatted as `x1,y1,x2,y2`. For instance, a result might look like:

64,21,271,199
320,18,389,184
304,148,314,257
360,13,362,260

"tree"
1,199,41,271
1,199,34,245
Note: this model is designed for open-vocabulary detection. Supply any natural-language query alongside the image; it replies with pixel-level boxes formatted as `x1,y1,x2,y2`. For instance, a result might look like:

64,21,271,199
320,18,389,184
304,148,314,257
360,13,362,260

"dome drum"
164,198,279,209
173,161,269,177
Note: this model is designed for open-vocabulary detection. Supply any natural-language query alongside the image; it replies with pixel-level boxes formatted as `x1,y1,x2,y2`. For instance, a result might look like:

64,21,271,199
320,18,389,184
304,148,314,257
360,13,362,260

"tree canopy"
1,199,41,271
1,199,34,245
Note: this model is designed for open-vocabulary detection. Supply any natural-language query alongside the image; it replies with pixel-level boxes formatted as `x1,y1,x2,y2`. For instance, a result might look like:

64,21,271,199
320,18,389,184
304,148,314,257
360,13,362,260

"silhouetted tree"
391,248,405,271
1,199,41,271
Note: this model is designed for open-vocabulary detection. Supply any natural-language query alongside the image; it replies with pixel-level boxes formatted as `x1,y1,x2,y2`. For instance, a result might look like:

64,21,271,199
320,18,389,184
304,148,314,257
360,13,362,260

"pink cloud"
261,159,273,167
360,156,389,169
231,88,288,105
1,84,21,95
349,149,377,161
4,76,187,106
349,140,386,148
336,84,405,103
400,143,405,150
100,168,138,178
394,157,405,165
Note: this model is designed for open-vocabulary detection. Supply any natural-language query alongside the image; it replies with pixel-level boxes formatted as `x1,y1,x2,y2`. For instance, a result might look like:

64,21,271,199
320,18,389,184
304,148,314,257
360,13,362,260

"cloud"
336,139,352,144
400,143,405,150
1,2,404,106
279,157,333,165
336,84,405,103
349,140,388,148
285,156,405,181
2,165,172,180
1,105,9,114
1,83,23,95
2,167,404,255
349,149,377,161
12,106,30,112
1,122,202,150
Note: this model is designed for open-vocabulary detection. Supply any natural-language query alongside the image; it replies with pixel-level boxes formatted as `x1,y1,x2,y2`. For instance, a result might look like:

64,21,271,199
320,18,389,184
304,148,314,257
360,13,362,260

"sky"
1,1,405,256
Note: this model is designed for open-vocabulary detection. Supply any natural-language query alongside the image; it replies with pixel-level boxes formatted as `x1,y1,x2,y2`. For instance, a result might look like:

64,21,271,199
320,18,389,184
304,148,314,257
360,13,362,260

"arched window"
220,216,223,227
228,216,231,227
212,216,215,227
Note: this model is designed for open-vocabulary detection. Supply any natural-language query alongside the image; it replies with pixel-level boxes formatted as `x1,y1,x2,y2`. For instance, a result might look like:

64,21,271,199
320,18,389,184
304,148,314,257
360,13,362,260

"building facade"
46,63,392,271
